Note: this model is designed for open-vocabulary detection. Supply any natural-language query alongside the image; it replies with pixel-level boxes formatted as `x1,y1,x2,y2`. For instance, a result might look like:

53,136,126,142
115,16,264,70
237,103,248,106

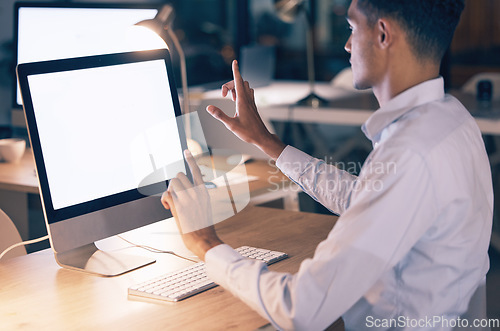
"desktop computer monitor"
13,2,161,109
17,49,189,276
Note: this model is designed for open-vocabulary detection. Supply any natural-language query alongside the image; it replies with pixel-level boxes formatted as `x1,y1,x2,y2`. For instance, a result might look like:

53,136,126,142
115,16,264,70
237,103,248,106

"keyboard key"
128,246,287,302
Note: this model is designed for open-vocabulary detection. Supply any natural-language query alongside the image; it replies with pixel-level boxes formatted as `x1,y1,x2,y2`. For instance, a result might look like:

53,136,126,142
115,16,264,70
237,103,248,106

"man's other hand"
161,150,223,261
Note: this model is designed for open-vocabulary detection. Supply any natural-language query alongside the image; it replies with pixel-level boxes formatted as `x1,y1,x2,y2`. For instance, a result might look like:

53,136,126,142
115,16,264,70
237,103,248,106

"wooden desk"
0,149,299,243
0,149,39,240
0,149,293,199
0,148,38,194
198,154,299,211
0,206,341,330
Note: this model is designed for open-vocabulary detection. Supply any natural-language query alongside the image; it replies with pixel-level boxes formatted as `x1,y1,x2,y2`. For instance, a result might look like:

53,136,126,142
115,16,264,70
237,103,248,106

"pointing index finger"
184,150,204,187
232,60,245,95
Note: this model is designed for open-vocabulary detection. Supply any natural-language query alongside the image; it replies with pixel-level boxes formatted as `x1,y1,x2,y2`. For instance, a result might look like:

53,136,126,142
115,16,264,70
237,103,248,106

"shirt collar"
362,77,445,143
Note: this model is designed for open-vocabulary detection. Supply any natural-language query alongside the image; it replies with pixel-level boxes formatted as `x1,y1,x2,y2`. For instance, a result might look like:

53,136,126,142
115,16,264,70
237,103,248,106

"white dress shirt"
205,77,493,330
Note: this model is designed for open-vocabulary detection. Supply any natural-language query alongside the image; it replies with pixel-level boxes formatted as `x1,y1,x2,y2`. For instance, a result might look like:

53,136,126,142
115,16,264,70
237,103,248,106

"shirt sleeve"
276,145,358,215
205,145,439,331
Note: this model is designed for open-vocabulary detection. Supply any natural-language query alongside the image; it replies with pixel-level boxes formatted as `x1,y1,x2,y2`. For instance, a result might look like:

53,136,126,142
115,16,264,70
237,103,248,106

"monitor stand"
55,243,155,277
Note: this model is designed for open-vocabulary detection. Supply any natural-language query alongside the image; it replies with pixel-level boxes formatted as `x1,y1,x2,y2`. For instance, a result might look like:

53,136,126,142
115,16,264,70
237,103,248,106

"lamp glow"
124,26,168,52
135,5,194,144
135,5,189,116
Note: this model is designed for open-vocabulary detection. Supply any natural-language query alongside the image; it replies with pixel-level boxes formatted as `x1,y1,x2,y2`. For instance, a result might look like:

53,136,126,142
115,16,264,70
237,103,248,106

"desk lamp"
135,5,203,154
136,5,190,116
275,0,327,108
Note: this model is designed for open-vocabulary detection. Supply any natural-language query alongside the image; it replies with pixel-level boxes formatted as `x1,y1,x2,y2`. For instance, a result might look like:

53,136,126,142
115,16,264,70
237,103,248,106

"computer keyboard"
128,246,288,302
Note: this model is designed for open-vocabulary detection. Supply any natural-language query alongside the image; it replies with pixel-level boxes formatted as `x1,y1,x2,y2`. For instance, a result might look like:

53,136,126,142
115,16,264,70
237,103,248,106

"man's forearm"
276,146,358,215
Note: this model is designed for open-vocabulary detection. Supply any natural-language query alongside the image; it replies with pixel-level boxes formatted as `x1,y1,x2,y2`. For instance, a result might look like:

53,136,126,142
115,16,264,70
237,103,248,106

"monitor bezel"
17,49,188,224
12,1,163,109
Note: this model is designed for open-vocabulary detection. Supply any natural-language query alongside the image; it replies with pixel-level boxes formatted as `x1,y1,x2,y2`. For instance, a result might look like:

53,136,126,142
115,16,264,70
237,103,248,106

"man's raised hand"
206,60,285,160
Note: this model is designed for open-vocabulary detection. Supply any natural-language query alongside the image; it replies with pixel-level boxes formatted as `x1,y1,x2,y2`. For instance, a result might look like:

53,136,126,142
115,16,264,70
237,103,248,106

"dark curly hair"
356,0,465,62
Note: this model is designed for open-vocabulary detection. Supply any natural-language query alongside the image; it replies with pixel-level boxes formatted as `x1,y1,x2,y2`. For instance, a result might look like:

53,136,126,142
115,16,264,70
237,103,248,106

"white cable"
0,235,49,260
117,235,198,262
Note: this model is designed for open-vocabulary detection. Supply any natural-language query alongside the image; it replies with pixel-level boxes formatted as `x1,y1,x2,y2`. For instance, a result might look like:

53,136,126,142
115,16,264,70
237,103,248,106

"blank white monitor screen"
27,59,185,211
17,50,189,276
15,4,159,106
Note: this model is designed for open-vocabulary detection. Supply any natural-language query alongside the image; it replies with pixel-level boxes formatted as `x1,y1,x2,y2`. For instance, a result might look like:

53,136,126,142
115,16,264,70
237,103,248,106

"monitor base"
55,243,155,277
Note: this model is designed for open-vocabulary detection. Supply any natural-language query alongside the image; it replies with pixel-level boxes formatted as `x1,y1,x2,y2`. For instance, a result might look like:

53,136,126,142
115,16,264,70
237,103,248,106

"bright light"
86,25,168,55
115,26,168,52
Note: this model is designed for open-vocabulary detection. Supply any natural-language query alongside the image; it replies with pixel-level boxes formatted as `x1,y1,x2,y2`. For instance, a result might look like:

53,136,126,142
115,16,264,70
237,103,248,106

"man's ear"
376,18,392,49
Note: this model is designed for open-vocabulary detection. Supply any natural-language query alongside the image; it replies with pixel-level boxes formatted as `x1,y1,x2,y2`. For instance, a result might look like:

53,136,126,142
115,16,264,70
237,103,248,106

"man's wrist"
195,237,224,261
258,133,286,160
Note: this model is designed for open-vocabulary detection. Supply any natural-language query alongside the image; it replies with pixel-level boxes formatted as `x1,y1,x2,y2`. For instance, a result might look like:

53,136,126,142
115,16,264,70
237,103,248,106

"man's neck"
373,62,440,107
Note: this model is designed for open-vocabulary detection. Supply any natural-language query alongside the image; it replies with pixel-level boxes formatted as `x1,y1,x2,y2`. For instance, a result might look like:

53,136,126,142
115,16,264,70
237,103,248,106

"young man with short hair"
163,0,493,329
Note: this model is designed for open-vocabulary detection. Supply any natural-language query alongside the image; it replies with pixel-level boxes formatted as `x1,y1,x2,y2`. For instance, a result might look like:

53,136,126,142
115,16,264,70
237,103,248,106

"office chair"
0,208,27,260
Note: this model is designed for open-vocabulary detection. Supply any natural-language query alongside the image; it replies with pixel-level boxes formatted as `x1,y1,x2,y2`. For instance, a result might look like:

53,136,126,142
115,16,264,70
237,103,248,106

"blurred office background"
1,0,499,121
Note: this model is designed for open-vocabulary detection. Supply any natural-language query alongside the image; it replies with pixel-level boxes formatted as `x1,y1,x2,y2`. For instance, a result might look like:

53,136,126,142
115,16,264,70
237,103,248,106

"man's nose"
344,35,352,54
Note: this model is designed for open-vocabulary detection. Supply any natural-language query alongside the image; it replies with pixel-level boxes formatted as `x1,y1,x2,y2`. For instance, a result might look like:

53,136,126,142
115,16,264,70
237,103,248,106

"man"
162,0,493,329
